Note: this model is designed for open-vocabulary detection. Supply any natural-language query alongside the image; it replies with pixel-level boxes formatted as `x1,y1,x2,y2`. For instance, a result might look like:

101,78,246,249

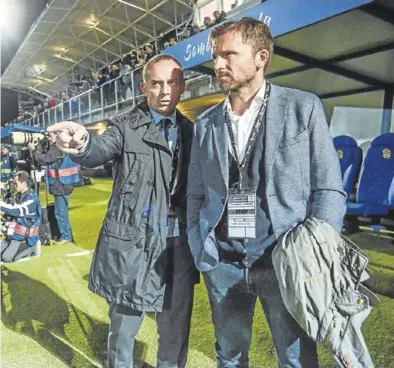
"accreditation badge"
227,187,256,239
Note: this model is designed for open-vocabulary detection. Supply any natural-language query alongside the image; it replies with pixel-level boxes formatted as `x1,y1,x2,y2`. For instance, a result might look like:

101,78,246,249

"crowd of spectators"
13,5,229,124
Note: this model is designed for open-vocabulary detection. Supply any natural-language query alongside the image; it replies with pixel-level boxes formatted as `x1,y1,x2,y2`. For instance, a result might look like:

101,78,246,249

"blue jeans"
203,261,318,368
54,195,72,241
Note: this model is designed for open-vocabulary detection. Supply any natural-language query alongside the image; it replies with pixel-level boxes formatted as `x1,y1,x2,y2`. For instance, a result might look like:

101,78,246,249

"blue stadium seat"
333,135,362,197
347,133,394,216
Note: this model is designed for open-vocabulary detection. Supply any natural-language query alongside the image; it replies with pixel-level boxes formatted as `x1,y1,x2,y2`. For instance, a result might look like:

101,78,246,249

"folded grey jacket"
272,217,379,368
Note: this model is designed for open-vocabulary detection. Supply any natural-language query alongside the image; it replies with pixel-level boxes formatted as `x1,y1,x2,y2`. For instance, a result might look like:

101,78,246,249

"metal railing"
12,69,220,128
14,66,145,128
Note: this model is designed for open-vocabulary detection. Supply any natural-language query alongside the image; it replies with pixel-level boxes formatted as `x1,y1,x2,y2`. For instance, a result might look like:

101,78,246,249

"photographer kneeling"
0,171,41,262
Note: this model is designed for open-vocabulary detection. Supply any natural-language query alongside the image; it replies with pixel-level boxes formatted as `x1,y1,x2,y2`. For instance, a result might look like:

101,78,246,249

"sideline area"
1,179,394,368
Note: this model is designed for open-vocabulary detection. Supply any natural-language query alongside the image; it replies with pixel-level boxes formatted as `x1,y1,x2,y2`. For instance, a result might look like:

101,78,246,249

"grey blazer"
186,84,347,272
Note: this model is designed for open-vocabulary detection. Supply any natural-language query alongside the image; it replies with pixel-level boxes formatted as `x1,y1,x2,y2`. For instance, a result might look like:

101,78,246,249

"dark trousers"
107,236,195,368
1,240,34,262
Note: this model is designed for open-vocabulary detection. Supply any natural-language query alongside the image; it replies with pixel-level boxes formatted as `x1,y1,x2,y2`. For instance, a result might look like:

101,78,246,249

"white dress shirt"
225,80,266,162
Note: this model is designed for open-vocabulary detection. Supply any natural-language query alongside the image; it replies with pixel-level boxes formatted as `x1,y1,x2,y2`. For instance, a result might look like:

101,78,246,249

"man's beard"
219,74,255,93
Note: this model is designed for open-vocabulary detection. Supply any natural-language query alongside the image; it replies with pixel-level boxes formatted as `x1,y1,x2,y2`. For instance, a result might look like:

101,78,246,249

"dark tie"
159,118,172,142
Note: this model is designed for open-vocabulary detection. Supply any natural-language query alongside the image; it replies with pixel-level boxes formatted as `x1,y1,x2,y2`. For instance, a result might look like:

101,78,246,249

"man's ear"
180,79,185,95
256,49,270,70
140,82,147,97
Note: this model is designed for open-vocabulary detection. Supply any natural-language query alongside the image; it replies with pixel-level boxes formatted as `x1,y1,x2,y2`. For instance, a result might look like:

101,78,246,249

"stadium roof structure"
167,0,394,131
1,0,193,97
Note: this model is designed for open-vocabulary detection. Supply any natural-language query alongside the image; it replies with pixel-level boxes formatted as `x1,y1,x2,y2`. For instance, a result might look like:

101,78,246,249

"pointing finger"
47,121,76,134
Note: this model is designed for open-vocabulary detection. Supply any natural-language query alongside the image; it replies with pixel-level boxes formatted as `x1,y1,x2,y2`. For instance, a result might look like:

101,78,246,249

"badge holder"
167,216,180,238
227,187,256,239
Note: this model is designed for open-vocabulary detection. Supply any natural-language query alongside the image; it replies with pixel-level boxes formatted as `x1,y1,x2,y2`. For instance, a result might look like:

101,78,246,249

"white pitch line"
66,250,94,257
46,330,102,368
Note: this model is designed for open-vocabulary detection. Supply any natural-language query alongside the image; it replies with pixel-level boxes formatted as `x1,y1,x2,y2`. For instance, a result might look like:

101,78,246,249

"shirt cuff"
76,134,90,154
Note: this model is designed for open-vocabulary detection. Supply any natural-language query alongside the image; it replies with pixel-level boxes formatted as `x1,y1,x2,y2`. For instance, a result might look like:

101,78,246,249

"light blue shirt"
150,108,178,154
150,108,180,237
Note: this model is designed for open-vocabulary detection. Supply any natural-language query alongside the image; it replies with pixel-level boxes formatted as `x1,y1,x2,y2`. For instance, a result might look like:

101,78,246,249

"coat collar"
131,100,188,148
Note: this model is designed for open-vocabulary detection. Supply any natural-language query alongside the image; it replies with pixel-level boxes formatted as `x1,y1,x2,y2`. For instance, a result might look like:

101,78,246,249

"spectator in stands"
90,73,101,108
213,10,227,25
187,17,346,367
201,16,213,31
59,91,70,118
110,64,120,80
69,91,79,115
43,98,50,110
48,53,199,368
137,50,146,66
110,64,121,102
87,73,97,88
169,37,177,46
98,68,112,105
50,96,57,108
28,133,80,244
128,51,138,68
37,103,44,114
163,41,170,49
0,171,41,262
145,44,156,62
80,75,92,92
60,91,69,103
134,51,146,95
44,96,56,109
119,59,132,101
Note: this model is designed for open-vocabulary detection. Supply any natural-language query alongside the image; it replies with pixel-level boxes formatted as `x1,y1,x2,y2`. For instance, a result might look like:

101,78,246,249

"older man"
48,54,198,368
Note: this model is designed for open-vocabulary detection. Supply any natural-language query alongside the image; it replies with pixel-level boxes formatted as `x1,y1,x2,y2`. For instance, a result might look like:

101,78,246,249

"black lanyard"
224,82,271,189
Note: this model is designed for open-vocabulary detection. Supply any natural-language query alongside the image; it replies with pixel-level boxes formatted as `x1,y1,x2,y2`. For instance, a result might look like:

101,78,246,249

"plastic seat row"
333,133,394,218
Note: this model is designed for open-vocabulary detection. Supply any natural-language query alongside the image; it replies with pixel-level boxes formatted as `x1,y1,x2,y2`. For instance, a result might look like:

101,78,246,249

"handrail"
12,70,215,129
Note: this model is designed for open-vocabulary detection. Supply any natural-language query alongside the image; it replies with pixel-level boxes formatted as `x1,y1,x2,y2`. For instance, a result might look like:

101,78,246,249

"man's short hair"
15,171,32,187
142,54,184,83
209,17,274,70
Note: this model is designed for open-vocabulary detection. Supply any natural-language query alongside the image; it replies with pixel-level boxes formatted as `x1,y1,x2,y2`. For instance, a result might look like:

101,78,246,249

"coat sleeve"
70,120,123,168
9,156,17,173
308,96,347,232
33,145,62,165
186,121,204,250
0,198,38,219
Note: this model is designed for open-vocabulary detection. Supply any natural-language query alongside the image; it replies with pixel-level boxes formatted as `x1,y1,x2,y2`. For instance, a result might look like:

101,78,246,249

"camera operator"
27,132,80,244
1,144,17,182
0,171,41,262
